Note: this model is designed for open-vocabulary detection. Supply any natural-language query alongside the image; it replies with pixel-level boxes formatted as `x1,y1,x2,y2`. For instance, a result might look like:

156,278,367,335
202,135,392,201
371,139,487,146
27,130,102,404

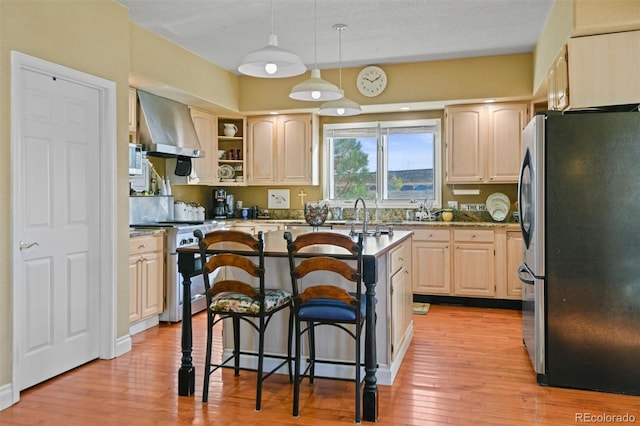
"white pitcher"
223,123,238,137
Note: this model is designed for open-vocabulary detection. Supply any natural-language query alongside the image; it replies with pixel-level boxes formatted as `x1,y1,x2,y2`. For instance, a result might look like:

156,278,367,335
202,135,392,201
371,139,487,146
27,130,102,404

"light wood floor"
1,305,637,425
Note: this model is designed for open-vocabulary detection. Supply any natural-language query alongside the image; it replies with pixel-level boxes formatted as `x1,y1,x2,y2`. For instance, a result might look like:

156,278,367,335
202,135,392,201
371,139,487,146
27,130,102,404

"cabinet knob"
138,244,146,249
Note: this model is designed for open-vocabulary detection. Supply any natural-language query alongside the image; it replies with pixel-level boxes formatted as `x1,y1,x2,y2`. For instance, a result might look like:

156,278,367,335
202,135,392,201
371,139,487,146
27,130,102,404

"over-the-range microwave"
129,143,143,175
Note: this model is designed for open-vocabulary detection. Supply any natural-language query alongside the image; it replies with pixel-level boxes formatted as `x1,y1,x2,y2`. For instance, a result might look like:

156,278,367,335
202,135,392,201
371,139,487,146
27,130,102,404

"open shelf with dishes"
216,117,246,185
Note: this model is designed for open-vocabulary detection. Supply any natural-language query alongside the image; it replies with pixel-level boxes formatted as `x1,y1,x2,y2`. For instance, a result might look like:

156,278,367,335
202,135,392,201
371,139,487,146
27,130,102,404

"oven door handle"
517,264,535,285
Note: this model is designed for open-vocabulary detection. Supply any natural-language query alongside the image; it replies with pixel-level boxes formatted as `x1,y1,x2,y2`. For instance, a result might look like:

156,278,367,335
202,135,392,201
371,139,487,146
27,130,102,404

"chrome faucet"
354,197,368,234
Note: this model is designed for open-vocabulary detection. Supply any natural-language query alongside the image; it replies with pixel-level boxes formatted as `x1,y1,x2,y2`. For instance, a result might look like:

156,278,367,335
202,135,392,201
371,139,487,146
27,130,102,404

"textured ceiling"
116,0,555,74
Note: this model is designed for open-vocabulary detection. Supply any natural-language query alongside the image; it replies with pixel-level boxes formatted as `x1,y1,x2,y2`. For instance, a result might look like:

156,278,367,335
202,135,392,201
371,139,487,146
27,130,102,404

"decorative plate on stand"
218,164,235,179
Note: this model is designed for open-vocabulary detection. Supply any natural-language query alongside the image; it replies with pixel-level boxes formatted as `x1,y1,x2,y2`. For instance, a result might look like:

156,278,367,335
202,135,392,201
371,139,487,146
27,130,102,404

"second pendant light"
289,0,342,101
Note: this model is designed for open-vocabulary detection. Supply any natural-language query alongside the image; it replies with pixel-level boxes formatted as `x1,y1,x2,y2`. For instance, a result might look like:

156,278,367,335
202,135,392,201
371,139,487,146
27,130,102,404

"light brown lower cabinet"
225,222,281,235
129,234,164,324
389,240,412,361
411,229,451,295
411,226,522,300
453,229,495,297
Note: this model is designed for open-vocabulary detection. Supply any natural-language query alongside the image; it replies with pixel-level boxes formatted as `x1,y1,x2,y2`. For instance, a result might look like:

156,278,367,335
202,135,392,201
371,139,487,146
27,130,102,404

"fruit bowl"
304,202,329,226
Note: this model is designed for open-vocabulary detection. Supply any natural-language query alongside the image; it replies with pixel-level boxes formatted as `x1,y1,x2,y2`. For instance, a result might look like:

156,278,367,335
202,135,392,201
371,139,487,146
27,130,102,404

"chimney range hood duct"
137,90,204,159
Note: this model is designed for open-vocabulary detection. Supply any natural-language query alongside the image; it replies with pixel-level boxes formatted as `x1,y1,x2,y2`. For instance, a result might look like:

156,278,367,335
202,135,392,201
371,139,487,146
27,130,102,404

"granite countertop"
129,228,166,238
224,218,520,229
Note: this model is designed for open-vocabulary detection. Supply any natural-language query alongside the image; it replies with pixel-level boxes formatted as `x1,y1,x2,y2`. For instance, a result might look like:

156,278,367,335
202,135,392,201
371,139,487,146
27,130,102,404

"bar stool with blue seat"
195,229,293,411
283,231,365,423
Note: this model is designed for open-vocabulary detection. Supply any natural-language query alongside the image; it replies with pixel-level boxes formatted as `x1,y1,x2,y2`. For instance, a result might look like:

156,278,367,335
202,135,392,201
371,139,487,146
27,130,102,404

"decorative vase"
223,123,238,137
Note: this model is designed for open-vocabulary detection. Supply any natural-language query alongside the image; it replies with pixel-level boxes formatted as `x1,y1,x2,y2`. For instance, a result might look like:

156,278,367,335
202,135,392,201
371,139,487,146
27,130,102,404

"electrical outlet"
447,201,459,209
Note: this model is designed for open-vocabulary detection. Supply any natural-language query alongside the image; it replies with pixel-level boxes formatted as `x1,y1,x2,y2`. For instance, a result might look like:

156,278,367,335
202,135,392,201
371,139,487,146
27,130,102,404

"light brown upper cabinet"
547,45,569,111
247,114,316,185
189,108,218,185
445,102,528,184
551,31,640,111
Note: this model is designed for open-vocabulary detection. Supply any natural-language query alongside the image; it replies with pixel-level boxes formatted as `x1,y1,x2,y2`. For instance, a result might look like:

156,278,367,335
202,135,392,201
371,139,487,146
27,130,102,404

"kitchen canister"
174,201,187,221
241,207,250,220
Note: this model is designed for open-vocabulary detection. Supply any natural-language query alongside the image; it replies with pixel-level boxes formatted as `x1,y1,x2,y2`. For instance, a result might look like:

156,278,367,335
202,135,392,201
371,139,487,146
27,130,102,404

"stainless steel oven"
160,221,223,322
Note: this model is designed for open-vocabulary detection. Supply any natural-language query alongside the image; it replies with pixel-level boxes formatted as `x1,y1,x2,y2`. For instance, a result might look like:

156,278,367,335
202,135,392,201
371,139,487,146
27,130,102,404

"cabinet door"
446,105,485,183
140,251,164,318
190,108,217,184
128,255,142,323
568,30,640,109
506,231,523,299
390,266,406,360
547,66,557,110
247,116,277,184
554,45,569,110
412,242,451,295
453,243,495,297
228,224,256,235
279,114,312,184
487,103,527,183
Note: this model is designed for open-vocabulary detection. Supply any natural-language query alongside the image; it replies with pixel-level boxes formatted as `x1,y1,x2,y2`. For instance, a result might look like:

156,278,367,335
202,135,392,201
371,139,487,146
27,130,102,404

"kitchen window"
324,119,441,208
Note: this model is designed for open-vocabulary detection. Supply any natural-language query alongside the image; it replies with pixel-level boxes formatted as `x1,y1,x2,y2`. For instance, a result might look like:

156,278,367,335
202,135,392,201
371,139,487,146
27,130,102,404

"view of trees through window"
325,120,441,206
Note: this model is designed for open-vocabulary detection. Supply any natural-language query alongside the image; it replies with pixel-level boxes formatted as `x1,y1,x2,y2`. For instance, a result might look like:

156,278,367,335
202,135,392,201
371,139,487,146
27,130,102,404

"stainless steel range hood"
137,90,204,158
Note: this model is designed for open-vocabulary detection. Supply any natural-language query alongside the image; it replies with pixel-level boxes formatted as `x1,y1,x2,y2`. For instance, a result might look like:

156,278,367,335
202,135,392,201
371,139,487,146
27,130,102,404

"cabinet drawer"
390,244,406,275
412,228,450,242
453,229,494,243
129,235,161,255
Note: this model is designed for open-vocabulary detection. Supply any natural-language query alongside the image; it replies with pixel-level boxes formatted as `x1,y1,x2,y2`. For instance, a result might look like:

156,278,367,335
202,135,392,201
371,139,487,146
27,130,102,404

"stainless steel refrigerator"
518,109,640,395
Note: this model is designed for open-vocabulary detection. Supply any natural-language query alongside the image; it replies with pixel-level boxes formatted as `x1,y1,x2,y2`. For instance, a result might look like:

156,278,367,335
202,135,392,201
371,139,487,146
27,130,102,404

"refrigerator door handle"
518,264,535,285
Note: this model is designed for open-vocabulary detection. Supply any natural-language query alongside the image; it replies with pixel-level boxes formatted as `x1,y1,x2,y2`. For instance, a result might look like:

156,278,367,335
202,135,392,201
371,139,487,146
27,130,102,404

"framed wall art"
267,189,290,209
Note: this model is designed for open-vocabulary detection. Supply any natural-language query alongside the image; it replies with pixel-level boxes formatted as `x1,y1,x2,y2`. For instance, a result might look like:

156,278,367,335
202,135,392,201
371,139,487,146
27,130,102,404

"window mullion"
379,130,386,202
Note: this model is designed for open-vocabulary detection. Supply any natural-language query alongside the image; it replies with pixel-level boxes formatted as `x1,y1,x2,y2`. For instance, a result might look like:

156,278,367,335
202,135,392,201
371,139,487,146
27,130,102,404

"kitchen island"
176,228,413,422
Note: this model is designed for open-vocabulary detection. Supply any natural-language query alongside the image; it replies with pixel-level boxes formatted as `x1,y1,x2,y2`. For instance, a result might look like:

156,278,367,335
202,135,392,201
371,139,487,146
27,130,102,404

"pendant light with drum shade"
289,0,343,101
319,24,361,116
238,0,306,78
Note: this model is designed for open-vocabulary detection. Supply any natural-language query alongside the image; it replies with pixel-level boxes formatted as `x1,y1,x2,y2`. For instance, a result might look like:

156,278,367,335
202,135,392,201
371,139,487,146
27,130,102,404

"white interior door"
16,66,101,390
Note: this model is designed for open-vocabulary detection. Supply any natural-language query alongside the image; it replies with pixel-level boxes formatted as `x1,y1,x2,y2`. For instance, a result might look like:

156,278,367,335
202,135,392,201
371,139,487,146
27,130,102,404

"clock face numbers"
357,66,387,97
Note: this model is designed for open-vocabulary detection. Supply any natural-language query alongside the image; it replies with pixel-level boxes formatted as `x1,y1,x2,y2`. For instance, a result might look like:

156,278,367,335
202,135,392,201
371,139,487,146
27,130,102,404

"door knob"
19,241,39,251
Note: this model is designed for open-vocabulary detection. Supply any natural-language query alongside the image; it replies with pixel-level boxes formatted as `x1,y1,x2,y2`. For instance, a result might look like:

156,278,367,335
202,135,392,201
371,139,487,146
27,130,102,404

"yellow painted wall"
240,54,534,113
129,24,241,113
573,0,640,36
0,0,130,387
532,0,574,95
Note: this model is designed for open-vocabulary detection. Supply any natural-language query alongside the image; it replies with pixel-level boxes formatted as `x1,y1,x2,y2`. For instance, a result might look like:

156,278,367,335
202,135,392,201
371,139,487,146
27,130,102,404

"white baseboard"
115,334,132,358
378,322,414,385
129,315,159,336
0,383,16,411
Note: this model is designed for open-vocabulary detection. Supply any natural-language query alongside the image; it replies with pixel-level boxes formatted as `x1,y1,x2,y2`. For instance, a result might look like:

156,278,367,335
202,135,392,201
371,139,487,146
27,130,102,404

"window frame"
323,118,442,209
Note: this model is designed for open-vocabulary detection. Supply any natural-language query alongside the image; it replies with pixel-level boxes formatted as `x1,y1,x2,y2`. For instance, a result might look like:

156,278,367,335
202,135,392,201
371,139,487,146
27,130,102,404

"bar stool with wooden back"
283,231,365,423
195,229,293,411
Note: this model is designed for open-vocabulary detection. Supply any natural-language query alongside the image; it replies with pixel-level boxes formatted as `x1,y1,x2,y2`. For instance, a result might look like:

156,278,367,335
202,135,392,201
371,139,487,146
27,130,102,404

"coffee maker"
213,188,227,218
